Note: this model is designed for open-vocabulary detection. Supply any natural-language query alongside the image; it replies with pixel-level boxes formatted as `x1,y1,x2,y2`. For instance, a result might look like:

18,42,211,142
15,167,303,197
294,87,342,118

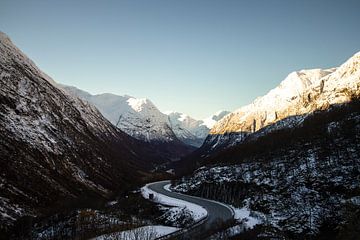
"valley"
0,30,359,240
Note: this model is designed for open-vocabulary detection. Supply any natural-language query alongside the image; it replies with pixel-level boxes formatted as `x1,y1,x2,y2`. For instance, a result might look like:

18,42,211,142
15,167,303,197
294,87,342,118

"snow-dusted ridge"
204,51,360,151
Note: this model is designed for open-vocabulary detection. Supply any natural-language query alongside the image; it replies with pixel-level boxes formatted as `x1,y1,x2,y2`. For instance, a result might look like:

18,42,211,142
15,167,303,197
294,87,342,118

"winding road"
147,180,234,239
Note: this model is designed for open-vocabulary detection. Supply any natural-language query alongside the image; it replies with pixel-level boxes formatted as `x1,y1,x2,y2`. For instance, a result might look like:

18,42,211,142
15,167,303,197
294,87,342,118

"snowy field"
94,225,180,240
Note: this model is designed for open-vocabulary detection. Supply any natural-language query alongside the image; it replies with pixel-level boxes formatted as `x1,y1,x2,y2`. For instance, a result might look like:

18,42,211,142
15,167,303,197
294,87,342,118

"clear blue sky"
1,0,360,119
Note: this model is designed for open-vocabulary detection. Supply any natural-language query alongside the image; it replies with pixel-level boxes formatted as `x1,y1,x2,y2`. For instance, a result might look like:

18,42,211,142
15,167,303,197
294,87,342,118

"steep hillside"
0,32,161,231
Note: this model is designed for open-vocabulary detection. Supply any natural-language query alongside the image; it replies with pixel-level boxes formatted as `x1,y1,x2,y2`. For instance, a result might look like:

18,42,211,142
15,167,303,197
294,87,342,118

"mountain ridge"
61,84,229,148
198,51,360,153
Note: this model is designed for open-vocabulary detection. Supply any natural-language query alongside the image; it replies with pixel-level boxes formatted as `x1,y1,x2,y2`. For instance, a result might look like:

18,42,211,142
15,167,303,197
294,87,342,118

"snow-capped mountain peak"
59,85,178,143
205,51,360,151
61,84,228,148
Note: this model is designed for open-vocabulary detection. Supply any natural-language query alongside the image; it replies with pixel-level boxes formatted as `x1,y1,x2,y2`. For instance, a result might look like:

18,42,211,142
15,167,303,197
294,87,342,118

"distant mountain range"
60,86,178,142
60,85,229,148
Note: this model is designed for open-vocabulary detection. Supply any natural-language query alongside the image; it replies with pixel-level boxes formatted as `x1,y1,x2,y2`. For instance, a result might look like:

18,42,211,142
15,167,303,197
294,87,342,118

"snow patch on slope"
127,98,150,112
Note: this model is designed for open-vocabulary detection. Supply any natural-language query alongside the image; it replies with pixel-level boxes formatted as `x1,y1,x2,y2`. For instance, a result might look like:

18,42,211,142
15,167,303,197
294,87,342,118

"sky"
1,0,360,119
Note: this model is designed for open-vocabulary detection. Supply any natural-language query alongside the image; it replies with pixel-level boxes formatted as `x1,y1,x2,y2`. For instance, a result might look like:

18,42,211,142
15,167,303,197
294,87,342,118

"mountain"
198,52,360,154
0,32,165,231
60,86,195,160
61,85,228,149
167,110,230,147
173,53,360,238
59,86,176,142
166,112,207,147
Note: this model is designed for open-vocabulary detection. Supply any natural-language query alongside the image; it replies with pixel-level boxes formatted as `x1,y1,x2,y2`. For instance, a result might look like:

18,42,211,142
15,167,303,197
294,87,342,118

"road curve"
147,180,234,238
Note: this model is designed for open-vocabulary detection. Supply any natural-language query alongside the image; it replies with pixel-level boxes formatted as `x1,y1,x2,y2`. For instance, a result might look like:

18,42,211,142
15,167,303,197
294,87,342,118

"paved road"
147,180,234,239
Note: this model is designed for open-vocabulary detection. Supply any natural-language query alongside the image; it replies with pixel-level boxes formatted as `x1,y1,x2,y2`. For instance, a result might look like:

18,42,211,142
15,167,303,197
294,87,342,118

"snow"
60,85,177,142
211,68,334,134
163,184,172,192
141,182,207,221
206,51,360,150
60,84,229,146
93,225,180,240
0,31,147,227
202,110,230,129
173,137,360,235
233,206,261,229
166,110,230,146
166,112,206,146
127,97,150,112
204,201,262,239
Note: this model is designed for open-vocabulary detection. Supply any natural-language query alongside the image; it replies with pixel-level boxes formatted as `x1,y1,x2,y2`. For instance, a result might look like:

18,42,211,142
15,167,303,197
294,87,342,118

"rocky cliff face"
0,32,160,229
201,52,360,153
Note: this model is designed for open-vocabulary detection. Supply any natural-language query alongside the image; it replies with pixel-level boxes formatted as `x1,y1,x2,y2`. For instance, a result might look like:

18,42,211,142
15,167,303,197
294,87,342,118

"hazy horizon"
1,0,360,119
